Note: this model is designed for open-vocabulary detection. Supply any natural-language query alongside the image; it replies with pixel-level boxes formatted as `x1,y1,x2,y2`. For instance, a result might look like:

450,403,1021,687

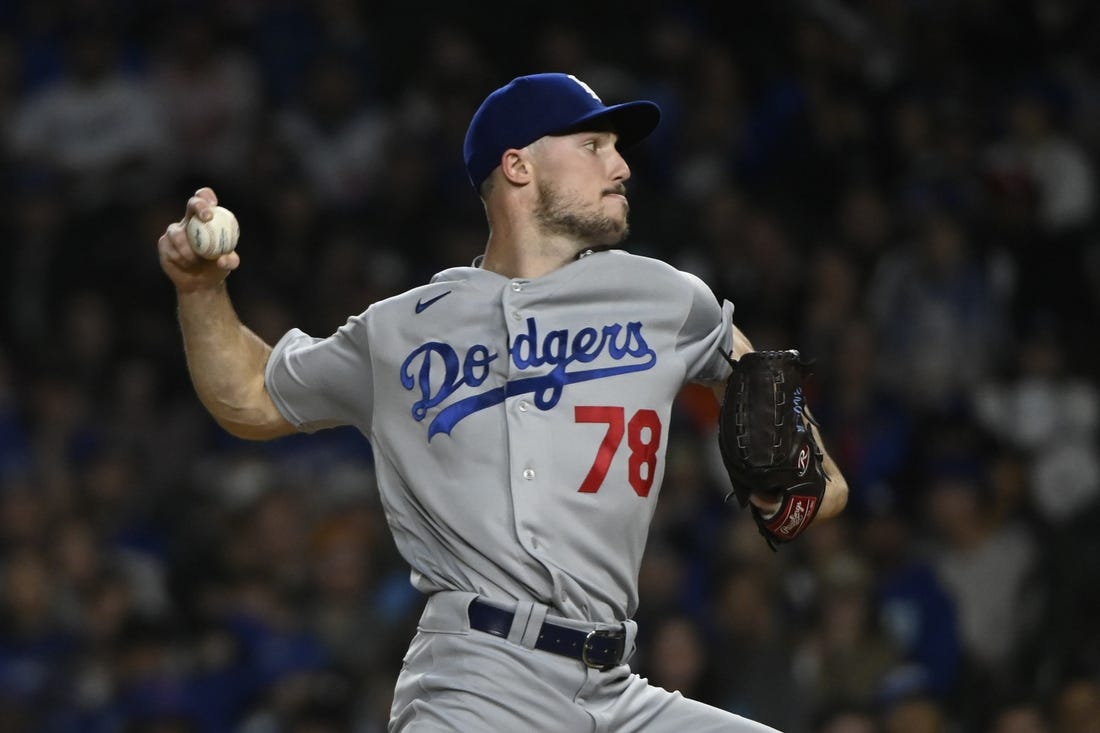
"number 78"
575,406,662,497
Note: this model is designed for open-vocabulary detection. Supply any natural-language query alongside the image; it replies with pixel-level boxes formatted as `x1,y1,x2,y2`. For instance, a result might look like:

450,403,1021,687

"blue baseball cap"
463,73,661,189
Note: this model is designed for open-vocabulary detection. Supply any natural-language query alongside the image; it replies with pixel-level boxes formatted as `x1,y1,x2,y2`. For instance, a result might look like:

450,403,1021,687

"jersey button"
512,311,522,321
522,468,535,480
518,400,529,412
511,281,523,291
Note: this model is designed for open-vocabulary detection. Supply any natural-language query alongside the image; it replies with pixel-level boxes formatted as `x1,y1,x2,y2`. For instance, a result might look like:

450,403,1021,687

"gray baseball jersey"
266,250,733,622
264,250,788,732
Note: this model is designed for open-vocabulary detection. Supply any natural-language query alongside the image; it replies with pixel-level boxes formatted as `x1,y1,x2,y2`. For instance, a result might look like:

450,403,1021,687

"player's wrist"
176,278,230,300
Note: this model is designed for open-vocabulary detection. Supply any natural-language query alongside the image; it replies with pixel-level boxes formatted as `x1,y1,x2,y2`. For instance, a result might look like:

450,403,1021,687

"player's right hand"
158,187,240,293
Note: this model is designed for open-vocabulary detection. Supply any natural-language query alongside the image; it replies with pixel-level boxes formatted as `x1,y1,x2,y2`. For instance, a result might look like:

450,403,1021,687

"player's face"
531,131,632,247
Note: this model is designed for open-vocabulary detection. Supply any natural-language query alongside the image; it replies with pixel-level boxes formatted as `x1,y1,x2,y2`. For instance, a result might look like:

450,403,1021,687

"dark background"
2,1,1100,731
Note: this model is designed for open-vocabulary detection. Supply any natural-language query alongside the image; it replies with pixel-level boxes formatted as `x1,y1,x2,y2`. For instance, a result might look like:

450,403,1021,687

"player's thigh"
603,672,781,733
389,630,595,733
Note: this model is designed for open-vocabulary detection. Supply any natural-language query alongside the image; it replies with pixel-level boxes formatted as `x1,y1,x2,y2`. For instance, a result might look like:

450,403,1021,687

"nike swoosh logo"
415,290,452,314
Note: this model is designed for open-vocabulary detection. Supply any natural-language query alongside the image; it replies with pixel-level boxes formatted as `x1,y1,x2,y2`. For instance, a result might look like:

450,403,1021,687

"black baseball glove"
717,350,828,549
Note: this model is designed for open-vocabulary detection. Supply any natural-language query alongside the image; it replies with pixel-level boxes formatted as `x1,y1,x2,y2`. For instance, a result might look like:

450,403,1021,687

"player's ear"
500,149,533,185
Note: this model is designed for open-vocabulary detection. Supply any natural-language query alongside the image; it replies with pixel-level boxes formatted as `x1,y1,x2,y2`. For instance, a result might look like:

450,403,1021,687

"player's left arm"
712,324,849,522
805,408,848,520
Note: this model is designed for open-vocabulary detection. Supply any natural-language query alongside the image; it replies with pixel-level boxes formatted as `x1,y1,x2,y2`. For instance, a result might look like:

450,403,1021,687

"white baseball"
186,206,240,260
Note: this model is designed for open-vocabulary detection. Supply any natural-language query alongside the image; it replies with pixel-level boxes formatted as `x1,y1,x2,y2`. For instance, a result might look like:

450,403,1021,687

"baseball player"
157,73,848,732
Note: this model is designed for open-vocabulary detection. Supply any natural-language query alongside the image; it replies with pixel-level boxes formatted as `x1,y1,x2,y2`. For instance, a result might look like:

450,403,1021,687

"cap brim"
554,100,661,149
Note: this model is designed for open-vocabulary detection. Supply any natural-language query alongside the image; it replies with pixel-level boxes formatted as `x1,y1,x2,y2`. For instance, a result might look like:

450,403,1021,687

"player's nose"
610,148,631,183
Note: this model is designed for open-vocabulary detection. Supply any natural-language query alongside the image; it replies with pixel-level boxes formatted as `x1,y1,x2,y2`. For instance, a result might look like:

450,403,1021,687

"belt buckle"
581,628,625,671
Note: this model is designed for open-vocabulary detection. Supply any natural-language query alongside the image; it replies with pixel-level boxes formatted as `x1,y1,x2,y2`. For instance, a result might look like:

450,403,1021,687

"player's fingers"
216,251,240,271
158,233,198,277
184,199,214,223
158,233,189,270
163,222,200,267
157,232,176,265
749,493,782,517
185,188,218,222
166,221,196,258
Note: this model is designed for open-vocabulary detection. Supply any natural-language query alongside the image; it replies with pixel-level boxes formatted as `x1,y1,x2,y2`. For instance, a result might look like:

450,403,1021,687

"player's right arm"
158,188,296,441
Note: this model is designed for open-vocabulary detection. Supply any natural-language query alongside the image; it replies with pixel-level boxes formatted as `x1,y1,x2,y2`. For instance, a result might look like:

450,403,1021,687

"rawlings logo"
797,444,810,477
400,317,656,439
769,495,818,540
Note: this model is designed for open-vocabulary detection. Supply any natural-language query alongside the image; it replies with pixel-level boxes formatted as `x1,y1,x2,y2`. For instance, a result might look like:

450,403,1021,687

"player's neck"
480,229,580,280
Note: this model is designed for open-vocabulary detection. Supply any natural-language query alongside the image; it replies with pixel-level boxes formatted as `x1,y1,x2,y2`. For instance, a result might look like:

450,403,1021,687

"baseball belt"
467,598,627,671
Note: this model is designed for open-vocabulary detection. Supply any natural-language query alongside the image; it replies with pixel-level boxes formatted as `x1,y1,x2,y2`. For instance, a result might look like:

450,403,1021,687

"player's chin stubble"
534,180,629,248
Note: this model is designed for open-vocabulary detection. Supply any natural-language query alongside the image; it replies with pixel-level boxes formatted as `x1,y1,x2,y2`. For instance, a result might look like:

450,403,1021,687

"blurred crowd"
2,1,1100,732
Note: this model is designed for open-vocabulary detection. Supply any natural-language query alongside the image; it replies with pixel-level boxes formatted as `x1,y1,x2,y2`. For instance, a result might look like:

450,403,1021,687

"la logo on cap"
568,75,602,103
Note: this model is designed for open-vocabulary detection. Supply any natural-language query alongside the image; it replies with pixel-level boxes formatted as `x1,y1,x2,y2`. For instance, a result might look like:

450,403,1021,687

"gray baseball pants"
389,591,781,732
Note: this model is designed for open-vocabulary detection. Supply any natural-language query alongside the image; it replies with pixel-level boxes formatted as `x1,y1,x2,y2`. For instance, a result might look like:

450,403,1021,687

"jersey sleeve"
264,312,374,433
676,271,736,385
